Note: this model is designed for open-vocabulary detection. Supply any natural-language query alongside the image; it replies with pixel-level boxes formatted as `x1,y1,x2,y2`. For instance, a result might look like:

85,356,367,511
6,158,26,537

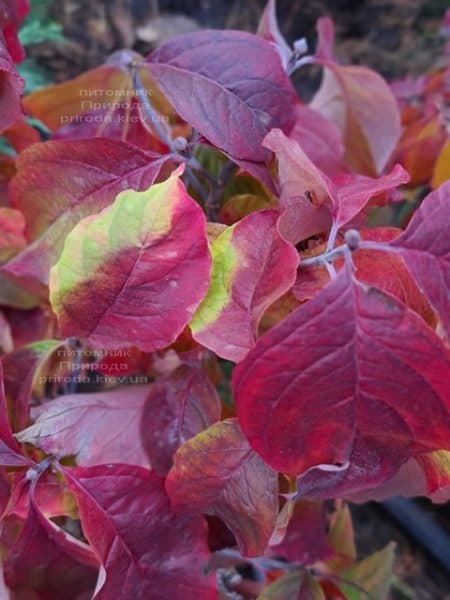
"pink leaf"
312,19,401,176
257,0,291,69
330,453,450,504
315,16,336,62
17,385,153,467
145,30,297,161
264,128,333,209
264,129,408,236
332,164,409,229
289,104,344,176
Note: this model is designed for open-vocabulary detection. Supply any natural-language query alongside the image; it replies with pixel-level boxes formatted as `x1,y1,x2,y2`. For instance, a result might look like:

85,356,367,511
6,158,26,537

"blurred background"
21,0,449,92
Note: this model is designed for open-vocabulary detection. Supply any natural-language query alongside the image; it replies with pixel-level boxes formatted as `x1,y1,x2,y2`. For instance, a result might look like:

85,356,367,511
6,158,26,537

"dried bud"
173,136,188,152
344,229,361,251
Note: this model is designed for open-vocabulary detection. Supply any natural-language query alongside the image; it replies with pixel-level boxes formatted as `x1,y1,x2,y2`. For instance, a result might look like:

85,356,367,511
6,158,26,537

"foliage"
17,0,64,93
0,0,449,598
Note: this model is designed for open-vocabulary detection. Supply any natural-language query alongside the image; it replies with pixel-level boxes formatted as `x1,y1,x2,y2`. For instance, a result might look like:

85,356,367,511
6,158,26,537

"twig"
132,65,175,152
133,67,236,219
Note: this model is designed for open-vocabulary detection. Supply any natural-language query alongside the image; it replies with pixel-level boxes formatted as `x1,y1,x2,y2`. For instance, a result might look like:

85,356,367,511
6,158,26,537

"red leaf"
0,40,23,133
166,419,278,557
49,169,211,351
0,0,26,132
145,30,297,161
0,0,28,63
3,479,98,599
294,229,436,327
233,267,450,487
2,118,40,152
328,454,449,504
0,311,12,354
2,339,64,432
390,181,450,336
191,210,299,362
354,229,435,327
0,207,26,263
1,305,52,348
141,366,221,475
4,138,170,290
17,385,153,467
6,469,78,521
0,362,29,467
62,464,216,599
270,500,332,565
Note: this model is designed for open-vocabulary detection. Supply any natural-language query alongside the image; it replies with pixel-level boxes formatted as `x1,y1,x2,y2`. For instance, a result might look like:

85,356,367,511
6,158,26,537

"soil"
25,0,450,598
29,0,448,86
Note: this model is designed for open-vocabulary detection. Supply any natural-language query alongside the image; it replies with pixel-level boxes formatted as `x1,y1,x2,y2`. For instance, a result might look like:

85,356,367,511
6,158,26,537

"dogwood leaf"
312,18,401,175
338,543,395,600
191,210,299,362
145,30,297,161
166,419,278,557
2,339,64,432
0,207,26,263
289,104,345,176
0,362,29,467
4,138,170,290
62,464,215,599
22,51,172,139
49,169,211,350
335,453,450,504
390,181,450,336
3,479,100,598
233,267,450,485
258,571,326,600
0,40,23,133
263,129,408,234
17,385,152,467
257,0,291,69
141,366,221,475
270,500,332,565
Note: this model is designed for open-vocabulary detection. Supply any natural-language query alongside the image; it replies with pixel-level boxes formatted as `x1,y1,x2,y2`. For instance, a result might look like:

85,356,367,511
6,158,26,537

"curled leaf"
166,419,278,557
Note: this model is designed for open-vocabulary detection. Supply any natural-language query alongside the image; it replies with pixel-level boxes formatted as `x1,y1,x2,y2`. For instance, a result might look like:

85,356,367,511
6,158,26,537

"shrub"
0,1,449,598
